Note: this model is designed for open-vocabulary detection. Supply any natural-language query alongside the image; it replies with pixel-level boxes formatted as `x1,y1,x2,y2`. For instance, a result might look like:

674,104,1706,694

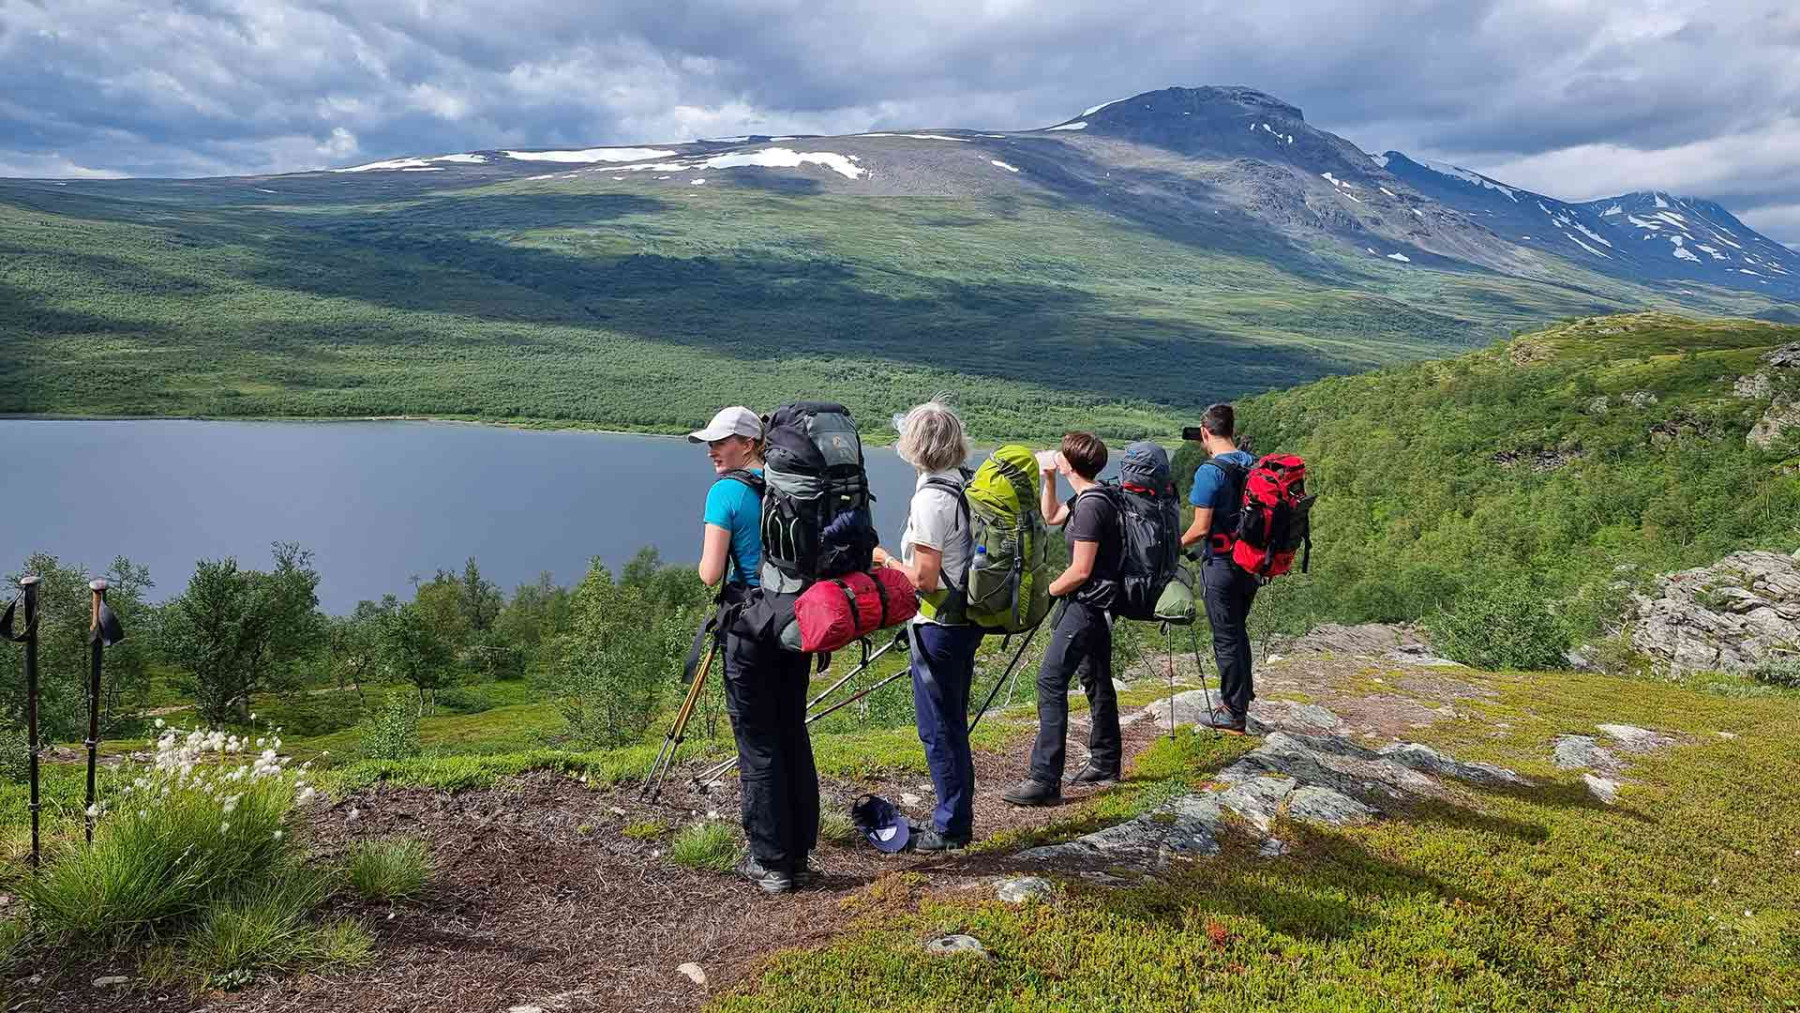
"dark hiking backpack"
1208,453,1314,580
1084,441,1185,622
758,401,878,591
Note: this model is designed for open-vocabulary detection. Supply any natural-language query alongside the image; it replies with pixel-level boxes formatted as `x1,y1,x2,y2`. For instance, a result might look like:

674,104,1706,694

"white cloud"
0,152,126,179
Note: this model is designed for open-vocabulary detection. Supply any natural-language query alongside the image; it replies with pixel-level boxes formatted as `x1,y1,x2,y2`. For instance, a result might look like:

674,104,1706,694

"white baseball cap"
687,405,763,443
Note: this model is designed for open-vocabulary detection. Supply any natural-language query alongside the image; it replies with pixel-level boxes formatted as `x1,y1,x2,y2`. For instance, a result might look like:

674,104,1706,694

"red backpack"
1209,454,1315,579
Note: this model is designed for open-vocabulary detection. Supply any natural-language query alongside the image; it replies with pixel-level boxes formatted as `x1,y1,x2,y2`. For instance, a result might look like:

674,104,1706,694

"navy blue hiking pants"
910,622,983,839
1202,557,1261,716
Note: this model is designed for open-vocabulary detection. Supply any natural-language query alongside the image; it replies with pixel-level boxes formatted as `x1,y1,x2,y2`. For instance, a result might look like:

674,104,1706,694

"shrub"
667,822,740,872
1424,573,1572,671
21,728,318,941
359,692,422,761
0,723,29,785
183,864,336,976
622,820,670,840
1750,655,1800,689
345,838,431,901
432,686,491,715
536,563,685,747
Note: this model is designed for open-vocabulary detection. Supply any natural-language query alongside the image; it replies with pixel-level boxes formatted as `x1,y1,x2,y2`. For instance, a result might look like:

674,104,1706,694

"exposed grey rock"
1219,775,1298,832
1767,343,1800,369
1748,400,1800,450
1246,699,1344,736
1378,742,1533,787
1124,688,1216,729
1288,786,1376,825
900,793,923,807
1596,723,1672,752
1583,774,1620,804
1258,837,1289,857
1626,390,1660,408
995,876,1055,904
1282,622,1410,656
1734,373,1773,399
1020,794,1224,864
1220,730,1436,802
92,976,132,988
676,963,708,986
1552,735,1621,773
1585,395,1612,416
925,934,987,956
1629,551,1800,672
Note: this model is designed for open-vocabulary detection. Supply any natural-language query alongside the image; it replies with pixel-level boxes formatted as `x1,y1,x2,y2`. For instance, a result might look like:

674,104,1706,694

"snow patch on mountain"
1369,153,1390,168
1048,122,1088,131
1082,97,1128,117
1387,252,1411,262
1253,123,1294,145
1567,233,1611,258
505,147,680,163
1602,203,1624,216
699,148,866,180
433,153,488,164
991,160,1019,173
1420,159,1518,202
334,157,435,172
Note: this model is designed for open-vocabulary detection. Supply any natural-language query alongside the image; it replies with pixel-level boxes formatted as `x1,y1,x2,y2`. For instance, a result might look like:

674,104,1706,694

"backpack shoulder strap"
1202,456,1250,501
721,468,766,497
920,474,973,597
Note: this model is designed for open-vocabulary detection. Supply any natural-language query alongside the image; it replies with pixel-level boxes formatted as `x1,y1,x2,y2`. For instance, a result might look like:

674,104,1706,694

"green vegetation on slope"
1174,312,1800,639
4,177,1784,442
715,665,1800,1013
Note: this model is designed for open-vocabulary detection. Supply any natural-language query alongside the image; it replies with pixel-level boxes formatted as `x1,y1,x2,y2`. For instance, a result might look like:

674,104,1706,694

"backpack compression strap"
721,468,766,496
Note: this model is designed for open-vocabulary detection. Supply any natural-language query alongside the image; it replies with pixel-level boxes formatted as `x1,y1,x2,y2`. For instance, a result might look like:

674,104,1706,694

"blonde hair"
895,397,971,473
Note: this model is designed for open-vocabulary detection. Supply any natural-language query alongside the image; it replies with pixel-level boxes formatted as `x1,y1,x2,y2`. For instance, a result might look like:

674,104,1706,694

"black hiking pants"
1027,600,1121,785
723,626,818,872
1202,557,1261,716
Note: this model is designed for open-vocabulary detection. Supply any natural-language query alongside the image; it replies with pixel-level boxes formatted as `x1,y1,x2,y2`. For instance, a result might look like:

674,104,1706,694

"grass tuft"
344,838,431,901
667,822,740,872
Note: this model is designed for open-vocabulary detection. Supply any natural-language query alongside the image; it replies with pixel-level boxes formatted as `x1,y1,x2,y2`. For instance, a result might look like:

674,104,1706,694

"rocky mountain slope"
3,88,1797,432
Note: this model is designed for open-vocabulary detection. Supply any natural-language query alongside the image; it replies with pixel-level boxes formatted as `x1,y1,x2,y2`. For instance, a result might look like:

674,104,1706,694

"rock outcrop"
1022,704,1528,868
1550,723,1673,803
1630,550,1800,672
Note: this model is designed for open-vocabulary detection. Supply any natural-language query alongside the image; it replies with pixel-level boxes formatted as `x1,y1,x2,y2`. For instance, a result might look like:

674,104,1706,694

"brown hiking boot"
1197,706,1248,735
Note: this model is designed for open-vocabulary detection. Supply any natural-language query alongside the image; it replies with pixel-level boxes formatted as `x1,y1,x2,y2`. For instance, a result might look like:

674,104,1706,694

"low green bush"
359,693,422,761
667,822,739,872
0,723,28,785
1424,573,1572,671
183,865,336,976
1750,655,1800,688
345,838,431,901
432,686,492,715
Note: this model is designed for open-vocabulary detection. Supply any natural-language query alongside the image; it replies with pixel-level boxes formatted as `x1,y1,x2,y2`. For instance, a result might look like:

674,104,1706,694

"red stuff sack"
792,568,918,654
1228,454,1316,579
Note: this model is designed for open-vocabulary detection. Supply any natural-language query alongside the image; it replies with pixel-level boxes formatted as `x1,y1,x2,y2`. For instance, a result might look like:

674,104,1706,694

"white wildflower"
256,738,265,748
297,787,316,804
86,804,98,818
250,712,257,721
219,822,230,833
153,718,165,729
347,807,360,821
272,830,284,841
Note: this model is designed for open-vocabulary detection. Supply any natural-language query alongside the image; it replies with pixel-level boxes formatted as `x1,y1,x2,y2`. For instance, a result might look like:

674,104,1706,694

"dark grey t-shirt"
1065,490,1124,610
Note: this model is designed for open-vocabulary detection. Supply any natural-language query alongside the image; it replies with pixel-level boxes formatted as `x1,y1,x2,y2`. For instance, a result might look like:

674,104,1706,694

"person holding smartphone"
1002,432,1125,806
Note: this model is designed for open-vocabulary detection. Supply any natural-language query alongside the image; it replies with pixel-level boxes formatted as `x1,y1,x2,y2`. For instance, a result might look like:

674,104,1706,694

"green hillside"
1175,312,1800,636
2,174,1786,441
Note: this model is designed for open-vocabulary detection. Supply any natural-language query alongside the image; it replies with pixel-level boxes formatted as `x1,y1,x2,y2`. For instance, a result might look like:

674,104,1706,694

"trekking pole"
1188,622,1218,729
642,638,716,803
968,618,1045,733
1165,625,1177,738
689,631,912,790
3,577,42,868
85,579,125,844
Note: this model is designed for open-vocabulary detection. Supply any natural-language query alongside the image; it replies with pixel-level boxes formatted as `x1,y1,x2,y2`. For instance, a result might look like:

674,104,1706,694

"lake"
1,420,1089,612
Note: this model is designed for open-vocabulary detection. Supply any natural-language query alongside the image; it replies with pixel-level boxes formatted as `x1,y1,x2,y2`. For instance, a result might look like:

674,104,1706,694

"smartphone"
1181,426,1205,441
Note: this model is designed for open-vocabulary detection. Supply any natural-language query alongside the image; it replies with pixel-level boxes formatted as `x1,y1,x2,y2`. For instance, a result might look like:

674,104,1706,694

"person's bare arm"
1049,540,1098,598
1181,507,1215,550
698,524,733,587
875,544,943,593
1041,469,1070,527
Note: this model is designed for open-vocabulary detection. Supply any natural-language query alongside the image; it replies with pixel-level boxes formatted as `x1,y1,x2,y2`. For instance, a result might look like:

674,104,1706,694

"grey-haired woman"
872,398,981,849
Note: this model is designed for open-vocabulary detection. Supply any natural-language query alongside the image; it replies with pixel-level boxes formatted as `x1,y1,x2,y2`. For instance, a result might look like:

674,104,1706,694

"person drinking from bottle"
1003,432,1124,807
690,406,817,894
872,398,981,850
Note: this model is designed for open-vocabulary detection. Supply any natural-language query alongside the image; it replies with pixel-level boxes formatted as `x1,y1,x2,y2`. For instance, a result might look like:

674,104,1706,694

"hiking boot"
1001,778,1062,807
910,828,971,852
1197,706,1248,735
736,854,794,895
1066,763,1120,787
791,856,821,889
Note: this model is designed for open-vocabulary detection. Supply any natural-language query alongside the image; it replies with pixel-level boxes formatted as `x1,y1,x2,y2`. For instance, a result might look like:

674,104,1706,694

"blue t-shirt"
1190,451,1255,558
703,469,763,586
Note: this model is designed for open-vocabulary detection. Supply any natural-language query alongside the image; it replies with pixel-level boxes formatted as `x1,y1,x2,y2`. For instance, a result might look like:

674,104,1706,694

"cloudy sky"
4,0,1797,244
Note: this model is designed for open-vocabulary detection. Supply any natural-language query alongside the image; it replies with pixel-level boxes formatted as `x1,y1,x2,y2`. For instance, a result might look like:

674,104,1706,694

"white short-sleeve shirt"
900,468,974,626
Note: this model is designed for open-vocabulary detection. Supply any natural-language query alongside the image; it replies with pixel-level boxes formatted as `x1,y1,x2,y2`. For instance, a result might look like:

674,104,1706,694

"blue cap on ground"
851,794,911,853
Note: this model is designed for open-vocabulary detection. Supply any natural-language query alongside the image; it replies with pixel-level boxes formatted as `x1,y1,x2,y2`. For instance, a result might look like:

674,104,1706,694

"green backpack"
922,444,1052,633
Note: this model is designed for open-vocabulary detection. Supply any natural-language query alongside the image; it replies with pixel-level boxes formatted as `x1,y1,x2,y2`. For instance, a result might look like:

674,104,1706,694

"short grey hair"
894,397,972,473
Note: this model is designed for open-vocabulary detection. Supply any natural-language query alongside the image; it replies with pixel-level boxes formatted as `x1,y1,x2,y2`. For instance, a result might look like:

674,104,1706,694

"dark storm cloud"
2,0,1796,240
